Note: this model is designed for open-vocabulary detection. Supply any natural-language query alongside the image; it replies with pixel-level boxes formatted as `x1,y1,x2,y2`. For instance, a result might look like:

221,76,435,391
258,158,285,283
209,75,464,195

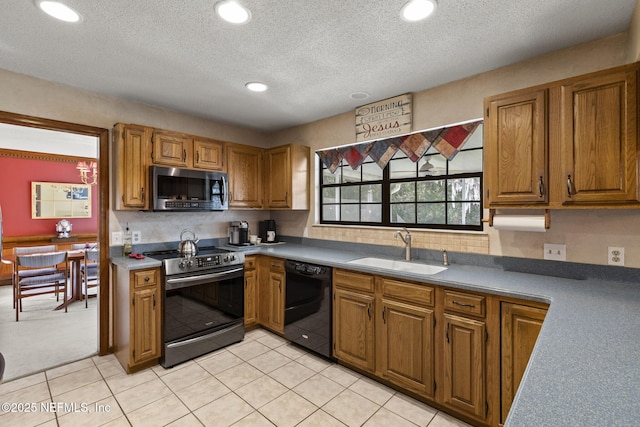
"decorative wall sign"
355,93,412,143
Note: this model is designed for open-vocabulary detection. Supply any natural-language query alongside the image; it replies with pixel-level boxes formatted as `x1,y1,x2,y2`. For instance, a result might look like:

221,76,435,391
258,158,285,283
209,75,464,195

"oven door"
162,266,244,367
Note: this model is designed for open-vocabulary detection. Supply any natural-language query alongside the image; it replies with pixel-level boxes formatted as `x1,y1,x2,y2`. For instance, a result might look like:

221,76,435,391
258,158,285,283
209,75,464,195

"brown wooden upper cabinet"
264,144,310,210
226,143,264,209
113,123,150,210
152,130,225,171
484,62,640,209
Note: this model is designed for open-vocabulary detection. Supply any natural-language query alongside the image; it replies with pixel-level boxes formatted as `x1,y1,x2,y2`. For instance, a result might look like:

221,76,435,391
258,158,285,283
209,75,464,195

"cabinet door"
152,130,190,167
267,270,285,332
244,267,257,326
561,69,638,204
194,138,225,171
379,298,434,397
227,144,263,208
443,313,486,420
501,303,547,423
265,145,291,208
333,288,375,372
132,286,160,364
484,89,548,206
115,124,149,210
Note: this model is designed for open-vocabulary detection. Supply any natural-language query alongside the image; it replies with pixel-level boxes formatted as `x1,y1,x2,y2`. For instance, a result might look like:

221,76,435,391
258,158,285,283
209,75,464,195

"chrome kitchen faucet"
394,228,412,261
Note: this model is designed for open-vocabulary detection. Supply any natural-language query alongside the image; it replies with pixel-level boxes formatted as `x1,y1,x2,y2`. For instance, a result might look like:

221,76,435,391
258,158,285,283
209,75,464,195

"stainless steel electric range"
143,246,246,368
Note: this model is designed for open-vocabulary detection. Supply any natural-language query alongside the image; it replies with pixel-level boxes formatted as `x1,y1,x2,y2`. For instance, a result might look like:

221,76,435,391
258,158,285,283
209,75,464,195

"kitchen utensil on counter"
259,220,277,243
228,221,250,245
178,229,199,257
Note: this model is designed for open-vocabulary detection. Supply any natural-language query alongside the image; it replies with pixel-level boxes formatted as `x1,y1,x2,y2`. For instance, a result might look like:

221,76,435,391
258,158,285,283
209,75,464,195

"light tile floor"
0,329,473,427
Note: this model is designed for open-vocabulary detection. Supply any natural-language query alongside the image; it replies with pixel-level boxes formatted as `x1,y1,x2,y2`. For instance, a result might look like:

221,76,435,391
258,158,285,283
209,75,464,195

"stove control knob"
178,261,186,269
223,255,229,262
186,259,194,268
229,254,236,261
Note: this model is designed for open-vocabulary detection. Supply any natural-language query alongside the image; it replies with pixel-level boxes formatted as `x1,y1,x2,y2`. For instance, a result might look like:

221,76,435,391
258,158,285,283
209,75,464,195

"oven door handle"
165,267,244,290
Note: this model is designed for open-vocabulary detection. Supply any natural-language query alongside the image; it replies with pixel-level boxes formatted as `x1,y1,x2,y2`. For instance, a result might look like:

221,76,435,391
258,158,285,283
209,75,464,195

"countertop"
112,243,640,426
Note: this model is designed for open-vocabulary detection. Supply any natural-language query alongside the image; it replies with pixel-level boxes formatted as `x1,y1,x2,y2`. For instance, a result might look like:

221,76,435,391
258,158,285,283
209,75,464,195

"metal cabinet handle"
196,151,200,163
452,300,475,308
367,303,371,320
152,294,156,308
538,176,544,198
446,323,450,343
183,149,187,162
141,188,145,202
567,175,573,198
144,276,150,282
382,306,387,323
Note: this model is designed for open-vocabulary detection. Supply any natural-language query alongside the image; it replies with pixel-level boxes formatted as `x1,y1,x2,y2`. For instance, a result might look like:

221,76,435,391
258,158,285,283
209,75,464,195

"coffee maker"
228,220,250,245
259,219,277,243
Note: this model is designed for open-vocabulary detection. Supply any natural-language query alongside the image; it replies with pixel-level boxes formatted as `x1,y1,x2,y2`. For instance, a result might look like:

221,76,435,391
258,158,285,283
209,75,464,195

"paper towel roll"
492,215,547,232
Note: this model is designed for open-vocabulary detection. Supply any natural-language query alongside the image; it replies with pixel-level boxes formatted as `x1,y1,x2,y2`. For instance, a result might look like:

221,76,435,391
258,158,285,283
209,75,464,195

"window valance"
317,120,482,173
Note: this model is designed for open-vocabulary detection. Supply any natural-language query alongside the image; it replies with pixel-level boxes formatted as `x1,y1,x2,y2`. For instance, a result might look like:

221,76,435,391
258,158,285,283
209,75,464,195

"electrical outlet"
608,247,624,266
112,231,122,245
132,231,142,244
543,243,566,261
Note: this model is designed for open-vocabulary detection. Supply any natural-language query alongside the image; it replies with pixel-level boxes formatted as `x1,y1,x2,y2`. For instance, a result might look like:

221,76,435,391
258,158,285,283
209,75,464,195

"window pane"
322,167,339,184
391,182,415,202
391,203,415,223
361,204,381,222
447,202,481,225
341,166,361,183
341,186,359,203
449,149,482,174
322,187,339,203
390,156,416,179
448,177,481,201
341,205,359,221
418,154,447,177
362,162,383,181
361,184,381,203
417,203,446,224
417,180,445,202
323,204,339,221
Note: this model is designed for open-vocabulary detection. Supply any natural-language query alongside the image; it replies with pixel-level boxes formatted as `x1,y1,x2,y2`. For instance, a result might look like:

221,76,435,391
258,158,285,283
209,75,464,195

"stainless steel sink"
347,257,447,275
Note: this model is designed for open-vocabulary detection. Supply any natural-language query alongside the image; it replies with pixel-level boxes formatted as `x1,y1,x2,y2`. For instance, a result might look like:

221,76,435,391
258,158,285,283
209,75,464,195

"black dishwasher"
284,260,334,360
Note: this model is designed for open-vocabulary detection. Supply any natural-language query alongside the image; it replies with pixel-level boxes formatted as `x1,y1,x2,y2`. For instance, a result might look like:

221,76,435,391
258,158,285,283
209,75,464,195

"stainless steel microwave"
150,166,228,211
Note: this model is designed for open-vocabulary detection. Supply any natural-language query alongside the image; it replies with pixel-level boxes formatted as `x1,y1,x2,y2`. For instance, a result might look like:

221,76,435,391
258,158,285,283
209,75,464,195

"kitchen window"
319,126,483,231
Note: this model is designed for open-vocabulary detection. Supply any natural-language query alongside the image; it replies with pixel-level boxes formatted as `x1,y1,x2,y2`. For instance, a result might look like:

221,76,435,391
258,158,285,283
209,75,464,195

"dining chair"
12,245,58,308
14,251,68,321
81,248,99,308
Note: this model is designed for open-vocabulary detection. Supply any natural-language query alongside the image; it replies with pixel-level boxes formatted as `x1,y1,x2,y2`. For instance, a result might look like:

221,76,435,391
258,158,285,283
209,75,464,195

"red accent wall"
0,157,98,236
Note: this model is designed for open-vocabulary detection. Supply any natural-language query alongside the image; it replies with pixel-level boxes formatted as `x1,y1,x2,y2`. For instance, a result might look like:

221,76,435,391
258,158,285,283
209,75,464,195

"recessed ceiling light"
215,1,251,24
400,0,437,22
349,91,370,100
245,82,268,92
35,0,82,23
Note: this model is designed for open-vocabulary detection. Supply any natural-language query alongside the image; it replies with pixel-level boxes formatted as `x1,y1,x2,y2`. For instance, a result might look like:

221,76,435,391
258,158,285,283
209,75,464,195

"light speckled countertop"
112,243,640,426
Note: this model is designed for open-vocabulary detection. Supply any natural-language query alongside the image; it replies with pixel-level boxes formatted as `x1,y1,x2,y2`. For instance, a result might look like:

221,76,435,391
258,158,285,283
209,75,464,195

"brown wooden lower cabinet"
500,302,547,424
113,265,162,373
244,256,257,326
442,313,486,419
258,257,285,333
330,268,548,427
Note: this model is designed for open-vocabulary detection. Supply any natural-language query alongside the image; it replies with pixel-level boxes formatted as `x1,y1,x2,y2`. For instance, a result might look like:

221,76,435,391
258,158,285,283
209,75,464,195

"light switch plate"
112,231,123,245
544,243,566,261
132,231,142,244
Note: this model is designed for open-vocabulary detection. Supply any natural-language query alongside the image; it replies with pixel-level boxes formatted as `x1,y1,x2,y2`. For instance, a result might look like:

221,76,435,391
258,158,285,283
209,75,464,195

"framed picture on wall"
31,182,92,219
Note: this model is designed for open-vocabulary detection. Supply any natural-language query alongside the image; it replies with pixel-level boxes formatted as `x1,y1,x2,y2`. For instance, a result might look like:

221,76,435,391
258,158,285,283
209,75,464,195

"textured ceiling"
0,0,636,132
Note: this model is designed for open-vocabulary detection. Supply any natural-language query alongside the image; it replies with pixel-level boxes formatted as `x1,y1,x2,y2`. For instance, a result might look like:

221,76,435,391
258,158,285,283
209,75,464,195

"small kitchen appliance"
228,220,250,245
259,219,277,243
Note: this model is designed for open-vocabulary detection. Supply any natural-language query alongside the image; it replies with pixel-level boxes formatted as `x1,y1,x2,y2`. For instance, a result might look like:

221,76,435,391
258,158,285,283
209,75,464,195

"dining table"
9,249,87,310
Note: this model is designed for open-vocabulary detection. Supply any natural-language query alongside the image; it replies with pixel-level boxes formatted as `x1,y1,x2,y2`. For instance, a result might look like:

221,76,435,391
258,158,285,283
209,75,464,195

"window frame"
319,146,483,231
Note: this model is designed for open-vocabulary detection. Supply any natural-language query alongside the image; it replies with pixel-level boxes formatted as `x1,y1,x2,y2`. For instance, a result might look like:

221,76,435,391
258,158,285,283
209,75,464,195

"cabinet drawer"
245,256,256,270
269,258,284,272
133,269,158,289
334,268,375,293
380,277,434,306
444,290,485,317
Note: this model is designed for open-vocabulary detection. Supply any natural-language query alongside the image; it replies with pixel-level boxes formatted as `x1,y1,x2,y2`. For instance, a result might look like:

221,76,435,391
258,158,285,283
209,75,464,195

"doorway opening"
0,111,109,381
